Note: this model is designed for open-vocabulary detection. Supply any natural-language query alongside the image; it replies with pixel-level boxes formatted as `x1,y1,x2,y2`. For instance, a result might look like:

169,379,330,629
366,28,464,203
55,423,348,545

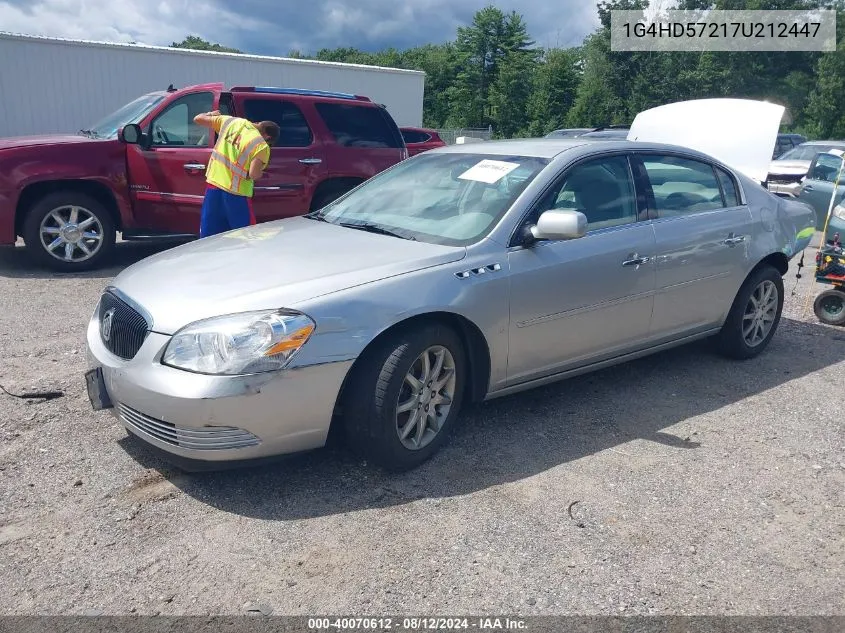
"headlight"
161,309,315,375
833,204,845,221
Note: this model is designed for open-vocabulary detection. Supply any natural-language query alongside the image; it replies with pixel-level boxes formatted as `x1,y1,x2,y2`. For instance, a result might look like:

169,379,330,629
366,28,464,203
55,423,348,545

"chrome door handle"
299,158,322,165
723,235,746,246
622,255,651,267
183,163,205,171
803,185,814,191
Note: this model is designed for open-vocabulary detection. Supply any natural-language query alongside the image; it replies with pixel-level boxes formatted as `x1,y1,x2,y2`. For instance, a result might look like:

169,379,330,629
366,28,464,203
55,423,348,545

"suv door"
506,153,657,385
311,101,407,179
797,151,845,230
125,85,221,235
636,153,754,338
233,94,328,222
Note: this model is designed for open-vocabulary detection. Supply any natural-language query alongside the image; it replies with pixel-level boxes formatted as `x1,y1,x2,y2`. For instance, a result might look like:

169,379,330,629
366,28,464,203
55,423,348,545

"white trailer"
0,32,426,138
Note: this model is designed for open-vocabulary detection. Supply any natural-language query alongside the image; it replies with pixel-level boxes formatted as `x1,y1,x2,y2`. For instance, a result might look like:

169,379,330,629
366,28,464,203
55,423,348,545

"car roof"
801,140,845,146
429,138,728,162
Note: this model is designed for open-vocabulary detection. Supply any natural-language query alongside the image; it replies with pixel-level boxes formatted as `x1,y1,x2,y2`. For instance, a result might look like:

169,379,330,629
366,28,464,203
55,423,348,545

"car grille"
118,403,261,451
768,173,804,185
98,291,150,360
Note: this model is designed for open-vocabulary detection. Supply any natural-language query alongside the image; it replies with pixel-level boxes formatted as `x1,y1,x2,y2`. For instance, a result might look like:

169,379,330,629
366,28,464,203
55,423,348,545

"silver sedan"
85,110,816,472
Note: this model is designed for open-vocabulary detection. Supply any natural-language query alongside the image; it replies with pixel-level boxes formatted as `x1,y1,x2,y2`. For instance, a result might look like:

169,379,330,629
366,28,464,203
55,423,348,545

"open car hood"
627,98,785,183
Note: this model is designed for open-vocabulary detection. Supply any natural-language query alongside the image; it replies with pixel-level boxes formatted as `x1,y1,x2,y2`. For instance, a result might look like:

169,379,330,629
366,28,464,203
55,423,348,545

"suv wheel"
343,323,466,472
715,265,784,359
22,191,116,272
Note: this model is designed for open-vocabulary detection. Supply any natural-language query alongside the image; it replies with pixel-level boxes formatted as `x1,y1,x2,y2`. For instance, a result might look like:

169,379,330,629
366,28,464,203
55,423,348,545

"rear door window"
640,155,726,216
241,98,313,147
315,103,403,148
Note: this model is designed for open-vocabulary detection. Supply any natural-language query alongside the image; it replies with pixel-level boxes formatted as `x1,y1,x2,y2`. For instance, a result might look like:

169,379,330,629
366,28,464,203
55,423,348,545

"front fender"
288,248,511,393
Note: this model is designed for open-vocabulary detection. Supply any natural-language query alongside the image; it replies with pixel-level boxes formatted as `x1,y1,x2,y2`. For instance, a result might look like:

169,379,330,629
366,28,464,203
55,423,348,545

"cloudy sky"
0,0,601,56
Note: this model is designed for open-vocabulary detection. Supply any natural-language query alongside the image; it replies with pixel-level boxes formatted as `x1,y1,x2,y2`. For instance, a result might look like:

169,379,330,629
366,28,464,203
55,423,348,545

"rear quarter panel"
742,172,816,266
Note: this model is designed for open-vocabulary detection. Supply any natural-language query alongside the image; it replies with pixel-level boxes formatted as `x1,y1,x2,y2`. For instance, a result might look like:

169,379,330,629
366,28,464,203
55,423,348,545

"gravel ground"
0,236,842,617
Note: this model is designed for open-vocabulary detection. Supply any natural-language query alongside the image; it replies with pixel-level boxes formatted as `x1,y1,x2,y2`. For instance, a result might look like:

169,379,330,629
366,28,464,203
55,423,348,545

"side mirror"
120,123,141,144
528,209,588,243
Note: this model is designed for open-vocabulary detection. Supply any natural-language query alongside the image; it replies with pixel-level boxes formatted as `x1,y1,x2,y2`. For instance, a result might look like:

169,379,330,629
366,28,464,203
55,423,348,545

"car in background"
544,128,593,139
545,126,630,140
794,148,845,231
773,133,807,159
767,140,845,198
400,127,447,156
84,98,815,472
0,83,408,272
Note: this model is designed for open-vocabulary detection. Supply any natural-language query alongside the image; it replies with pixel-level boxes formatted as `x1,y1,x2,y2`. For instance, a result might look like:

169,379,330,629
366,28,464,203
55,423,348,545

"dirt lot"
0,237,842,617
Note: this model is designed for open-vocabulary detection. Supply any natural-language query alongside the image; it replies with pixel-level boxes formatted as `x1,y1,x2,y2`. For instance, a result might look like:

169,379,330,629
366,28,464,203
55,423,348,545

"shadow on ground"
118,315,845,521
0,239,189,280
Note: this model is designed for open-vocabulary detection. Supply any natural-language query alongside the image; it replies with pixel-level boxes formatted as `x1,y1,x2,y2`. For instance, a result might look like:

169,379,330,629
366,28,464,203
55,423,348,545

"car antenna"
166,84,177,92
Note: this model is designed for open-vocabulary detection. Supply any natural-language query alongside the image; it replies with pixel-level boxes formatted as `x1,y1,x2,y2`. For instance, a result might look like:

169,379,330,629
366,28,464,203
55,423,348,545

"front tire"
343,323,466,472
715,265,784,360
22,191,115,272
813,288,845,326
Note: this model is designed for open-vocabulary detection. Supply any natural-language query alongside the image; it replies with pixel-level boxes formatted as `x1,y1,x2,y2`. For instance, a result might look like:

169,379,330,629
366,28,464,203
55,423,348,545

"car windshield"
312,152,549,246
81,93,166,139
779,144,844,161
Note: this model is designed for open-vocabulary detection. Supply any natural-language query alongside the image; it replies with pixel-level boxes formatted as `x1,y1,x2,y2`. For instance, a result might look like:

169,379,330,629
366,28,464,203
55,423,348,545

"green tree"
447,5,536,128
170,35,242,53
525,47,582,136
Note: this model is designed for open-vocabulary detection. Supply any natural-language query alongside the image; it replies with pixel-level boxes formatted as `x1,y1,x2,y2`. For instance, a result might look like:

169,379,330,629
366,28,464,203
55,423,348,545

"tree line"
172,0,845,140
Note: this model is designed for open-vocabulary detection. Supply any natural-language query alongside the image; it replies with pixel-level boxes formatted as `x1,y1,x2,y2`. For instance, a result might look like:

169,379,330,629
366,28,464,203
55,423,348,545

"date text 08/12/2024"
307,617,527,630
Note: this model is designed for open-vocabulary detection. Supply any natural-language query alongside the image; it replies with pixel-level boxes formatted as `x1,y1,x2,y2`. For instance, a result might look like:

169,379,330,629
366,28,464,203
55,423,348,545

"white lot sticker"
458,159,521,184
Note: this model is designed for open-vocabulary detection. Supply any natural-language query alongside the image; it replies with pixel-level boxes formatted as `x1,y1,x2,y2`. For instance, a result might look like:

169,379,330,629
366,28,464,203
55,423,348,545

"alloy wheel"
39,205,105,263
395,345,457,450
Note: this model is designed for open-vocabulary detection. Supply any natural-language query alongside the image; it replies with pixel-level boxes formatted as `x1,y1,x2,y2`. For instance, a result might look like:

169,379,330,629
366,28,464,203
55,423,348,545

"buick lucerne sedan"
85,102,816,472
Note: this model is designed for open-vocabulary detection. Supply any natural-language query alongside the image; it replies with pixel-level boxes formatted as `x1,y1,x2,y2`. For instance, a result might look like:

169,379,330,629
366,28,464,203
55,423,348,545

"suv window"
241,99,313,147
534,155,638,232
641,155,724,216
808,152,844,182
315,103,403,148
149,92,214,147
401,130,431,144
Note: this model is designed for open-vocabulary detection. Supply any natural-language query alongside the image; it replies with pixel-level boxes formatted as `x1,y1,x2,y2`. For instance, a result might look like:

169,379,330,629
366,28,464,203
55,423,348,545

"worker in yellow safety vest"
192,111,280,237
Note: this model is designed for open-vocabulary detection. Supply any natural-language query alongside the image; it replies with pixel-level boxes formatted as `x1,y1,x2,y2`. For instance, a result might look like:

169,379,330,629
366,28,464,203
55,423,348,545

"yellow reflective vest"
205,116,269,197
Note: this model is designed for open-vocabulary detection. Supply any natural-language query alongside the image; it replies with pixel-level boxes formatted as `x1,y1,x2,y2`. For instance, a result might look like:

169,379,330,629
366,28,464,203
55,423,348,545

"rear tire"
309,181,359,211
342,323,466,472
715,265,784,360
813,289,845,326
22,191,115,272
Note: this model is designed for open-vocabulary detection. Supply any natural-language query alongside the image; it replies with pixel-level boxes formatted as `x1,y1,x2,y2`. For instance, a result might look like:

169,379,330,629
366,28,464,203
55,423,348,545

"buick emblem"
101,308,115,342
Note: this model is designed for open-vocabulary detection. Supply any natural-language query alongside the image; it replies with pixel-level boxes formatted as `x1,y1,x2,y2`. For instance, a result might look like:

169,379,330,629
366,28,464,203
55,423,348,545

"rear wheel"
342,323,466,472
22,191,115,272
309,181,360,211
813,288,845,326
715,265,784,360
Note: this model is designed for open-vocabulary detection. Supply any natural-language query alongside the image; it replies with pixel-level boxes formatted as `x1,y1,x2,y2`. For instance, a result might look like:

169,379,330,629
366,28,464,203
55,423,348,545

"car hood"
627,98,784,183
0,133,104,150
110,217,467,334
769,159,811,175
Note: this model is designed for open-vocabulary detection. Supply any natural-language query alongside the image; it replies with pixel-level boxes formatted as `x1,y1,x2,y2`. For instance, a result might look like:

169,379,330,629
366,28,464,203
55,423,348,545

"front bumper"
85,313,353,464
767,180,803,197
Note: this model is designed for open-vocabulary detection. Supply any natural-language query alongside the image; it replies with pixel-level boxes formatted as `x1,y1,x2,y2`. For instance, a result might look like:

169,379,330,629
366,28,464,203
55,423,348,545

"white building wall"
0,33,426,138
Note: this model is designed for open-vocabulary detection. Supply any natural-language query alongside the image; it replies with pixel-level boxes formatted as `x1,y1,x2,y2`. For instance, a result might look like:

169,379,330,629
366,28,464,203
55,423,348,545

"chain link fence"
434,126,494,145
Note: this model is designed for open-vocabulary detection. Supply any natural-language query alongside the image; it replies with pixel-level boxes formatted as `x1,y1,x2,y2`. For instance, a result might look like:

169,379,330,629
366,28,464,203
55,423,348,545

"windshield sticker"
458,159,521,184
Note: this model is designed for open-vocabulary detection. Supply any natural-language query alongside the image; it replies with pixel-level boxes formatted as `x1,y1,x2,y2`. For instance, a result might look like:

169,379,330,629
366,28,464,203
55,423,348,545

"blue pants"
199,186,255,238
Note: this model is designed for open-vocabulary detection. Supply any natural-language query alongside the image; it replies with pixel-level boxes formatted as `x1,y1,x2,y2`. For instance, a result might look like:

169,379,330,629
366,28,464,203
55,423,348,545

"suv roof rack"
230,86,371,101
591,124,630,131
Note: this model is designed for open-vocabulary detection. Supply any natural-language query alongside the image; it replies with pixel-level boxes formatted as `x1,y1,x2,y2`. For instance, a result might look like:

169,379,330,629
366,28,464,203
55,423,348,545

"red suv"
0,82,408,271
